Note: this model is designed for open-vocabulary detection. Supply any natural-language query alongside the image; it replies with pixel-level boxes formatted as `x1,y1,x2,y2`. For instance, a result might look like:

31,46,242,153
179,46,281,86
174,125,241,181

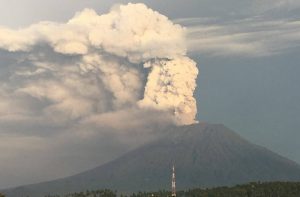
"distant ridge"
3,123,300,197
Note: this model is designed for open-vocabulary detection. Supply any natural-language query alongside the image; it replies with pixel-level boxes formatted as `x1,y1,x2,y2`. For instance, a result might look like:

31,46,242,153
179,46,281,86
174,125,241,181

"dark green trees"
129,182,300,197
45,189,116,197
15,182,300,197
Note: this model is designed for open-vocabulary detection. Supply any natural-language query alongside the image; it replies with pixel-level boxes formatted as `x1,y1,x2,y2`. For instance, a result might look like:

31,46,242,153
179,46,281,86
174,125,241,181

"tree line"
1,181,300,197
131,182,300,197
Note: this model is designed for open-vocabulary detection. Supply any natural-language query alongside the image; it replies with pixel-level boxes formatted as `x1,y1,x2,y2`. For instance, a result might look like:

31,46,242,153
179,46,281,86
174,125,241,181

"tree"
0,193,5,197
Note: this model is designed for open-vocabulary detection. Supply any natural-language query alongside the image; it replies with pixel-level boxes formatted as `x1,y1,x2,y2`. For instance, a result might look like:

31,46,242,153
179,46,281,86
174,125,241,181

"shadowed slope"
3,123,300,197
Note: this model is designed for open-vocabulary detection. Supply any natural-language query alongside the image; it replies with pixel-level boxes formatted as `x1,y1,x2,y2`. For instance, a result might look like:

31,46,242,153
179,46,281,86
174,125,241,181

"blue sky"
0,0,300,189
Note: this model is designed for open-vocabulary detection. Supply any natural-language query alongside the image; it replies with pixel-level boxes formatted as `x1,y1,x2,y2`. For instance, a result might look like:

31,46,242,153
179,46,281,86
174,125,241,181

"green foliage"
0,193,5,197
129,182,300,197
45,189,116,197
28,182,300,197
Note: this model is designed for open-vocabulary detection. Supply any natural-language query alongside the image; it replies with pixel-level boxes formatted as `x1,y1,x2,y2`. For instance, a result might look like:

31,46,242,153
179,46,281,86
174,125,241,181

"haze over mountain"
3,123,300,197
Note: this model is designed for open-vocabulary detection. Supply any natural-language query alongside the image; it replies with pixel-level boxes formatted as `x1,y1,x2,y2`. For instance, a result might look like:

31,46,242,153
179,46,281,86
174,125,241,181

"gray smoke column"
0,3,199,125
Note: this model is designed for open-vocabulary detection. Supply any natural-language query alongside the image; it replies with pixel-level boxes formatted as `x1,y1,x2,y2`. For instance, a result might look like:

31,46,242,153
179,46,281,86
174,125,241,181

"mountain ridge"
3,123,300,197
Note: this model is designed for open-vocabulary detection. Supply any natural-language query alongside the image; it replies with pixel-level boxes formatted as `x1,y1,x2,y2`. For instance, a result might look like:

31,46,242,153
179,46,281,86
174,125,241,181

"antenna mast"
171,165,176,197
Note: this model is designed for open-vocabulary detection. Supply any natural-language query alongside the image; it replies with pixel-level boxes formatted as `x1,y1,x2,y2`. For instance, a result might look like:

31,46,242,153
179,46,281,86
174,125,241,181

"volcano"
3,123,300,197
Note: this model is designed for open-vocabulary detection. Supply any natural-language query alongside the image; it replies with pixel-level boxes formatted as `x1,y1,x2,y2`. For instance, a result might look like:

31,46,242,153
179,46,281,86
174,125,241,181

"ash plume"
0,3,199,125
0,3,199,188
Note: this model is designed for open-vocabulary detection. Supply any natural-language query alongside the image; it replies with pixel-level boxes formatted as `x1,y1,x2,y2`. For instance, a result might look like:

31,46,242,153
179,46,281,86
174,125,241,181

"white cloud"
253,0,300,13
177,17,300,57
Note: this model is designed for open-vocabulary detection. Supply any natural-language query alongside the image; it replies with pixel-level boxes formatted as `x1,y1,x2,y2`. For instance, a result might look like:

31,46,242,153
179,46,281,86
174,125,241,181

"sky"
0,0,300,189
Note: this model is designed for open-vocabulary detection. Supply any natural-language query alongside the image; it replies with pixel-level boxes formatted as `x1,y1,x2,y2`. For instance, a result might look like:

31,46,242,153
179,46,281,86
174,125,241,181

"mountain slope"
3,123,300,197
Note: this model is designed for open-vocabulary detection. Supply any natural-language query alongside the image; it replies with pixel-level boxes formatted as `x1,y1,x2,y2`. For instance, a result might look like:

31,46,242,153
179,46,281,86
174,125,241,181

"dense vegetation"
183,182,300,197
44,189,116,197
130,182,300,197
2,182,300,197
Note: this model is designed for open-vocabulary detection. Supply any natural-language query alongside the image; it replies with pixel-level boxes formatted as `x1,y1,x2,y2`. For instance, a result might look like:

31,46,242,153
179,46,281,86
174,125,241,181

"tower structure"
171,165,176,197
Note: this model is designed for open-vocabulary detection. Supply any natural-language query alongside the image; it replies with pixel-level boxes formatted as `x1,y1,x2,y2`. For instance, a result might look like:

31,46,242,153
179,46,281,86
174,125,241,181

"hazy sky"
0,0,300,189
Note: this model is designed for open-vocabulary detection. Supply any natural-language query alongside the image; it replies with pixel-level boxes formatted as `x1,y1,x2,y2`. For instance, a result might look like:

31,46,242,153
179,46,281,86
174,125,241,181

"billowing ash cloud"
0,3,198,125
140,57,198,124
0,4,199,187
